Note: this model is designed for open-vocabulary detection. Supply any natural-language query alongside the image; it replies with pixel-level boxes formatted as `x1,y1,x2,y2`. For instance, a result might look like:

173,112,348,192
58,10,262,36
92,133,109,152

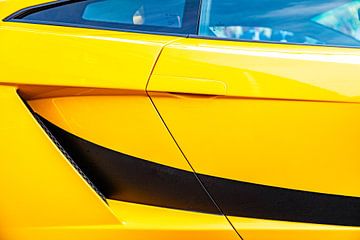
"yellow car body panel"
0,85,119,230
0,21,179,90
148,38,360,238
28,95,191,170
229,217,360,240
0,0,47,20
6,198,239,240
0,4,237,239
0,0,359,239
148,38,360,196
148,38,360,102
148,95,360,197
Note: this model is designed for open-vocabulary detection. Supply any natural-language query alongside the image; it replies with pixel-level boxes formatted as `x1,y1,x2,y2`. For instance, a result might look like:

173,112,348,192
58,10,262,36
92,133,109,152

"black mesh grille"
34,114,107,203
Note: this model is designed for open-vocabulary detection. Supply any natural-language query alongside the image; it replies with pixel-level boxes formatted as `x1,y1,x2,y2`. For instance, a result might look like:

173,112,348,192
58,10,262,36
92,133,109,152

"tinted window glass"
15,0,199,34
83,0,185,28
199,0,360,47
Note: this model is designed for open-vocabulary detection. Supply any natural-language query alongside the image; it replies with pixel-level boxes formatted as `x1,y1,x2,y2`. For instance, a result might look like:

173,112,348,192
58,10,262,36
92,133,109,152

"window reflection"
83,0,185,28
210,26,322,45
312,1,360,41
199,0,360,47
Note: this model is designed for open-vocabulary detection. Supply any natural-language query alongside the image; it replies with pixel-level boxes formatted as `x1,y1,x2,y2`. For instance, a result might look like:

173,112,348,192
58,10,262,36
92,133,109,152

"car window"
12,0,199,34
82,0,185,28
199,0,360,48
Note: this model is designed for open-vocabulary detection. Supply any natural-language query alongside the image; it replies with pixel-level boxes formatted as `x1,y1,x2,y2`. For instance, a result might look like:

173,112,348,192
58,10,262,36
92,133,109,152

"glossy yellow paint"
149,93,360,197
0,2,240,238
1,0,359,239
229,217,360,240
28,94,192,170
9,201,239,240
14,227,237,240
107,200,234,231
0,85,119,230
0,0,49,20
148,38,360,238
148,38,360,197
150,75,227,96
0,21,180,91
0,85,239,239
149,38,360,102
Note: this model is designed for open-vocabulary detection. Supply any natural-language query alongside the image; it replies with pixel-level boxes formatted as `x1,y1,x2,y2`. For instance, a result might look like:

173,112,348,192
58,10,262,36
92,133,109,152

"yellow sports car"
0,0,359,239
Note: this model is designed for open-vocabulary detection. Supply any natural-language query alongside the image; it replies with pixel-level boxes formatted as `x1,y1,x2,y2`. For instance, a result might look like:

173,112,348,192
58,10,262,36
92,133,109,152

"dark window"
199,0,360,47
11,0,200,35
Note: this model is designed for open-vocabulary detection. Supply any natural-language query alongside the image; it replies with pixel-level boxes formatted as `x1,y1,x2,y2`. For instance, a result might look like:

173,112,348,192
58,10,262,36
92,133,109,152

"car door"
148,0,360,239
0,0,242,239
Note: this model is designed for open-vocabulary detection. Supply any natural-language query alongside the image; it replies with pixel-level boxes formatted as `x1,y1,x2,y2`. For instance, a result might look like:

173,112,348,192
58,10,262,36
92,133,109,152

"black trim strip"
32,113,107,202
37,114,222,215
38,114,360,226
200,175,360,226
